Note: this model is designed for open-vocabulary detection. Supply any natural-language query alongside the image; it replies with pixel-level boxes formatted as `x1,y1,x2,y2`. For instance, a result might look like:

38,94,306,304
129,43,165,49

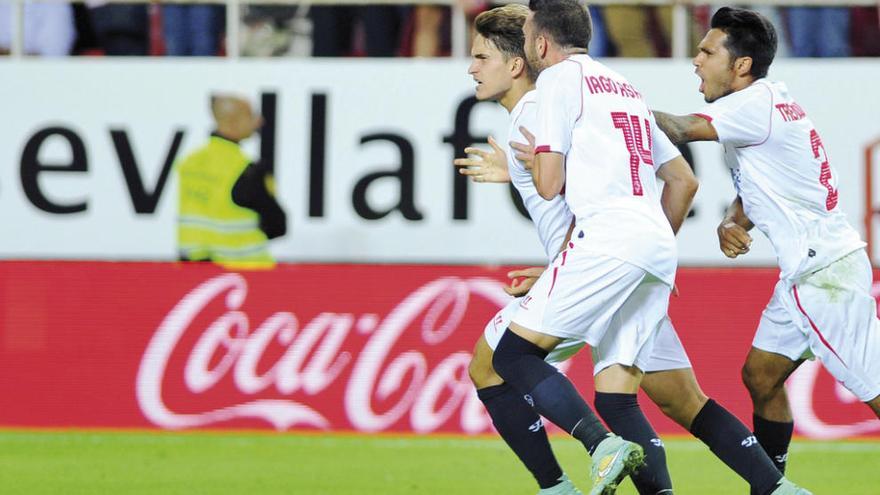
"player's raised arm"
656,156,699,234
652,111,718,145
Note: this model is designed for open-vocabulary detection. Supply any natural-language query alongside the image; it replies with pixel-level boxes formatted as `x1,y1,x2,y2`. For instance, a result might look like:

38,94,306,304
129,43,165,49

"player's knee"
656,391,706,428
741,361,777,400
468,353,502,389
492,329,544,382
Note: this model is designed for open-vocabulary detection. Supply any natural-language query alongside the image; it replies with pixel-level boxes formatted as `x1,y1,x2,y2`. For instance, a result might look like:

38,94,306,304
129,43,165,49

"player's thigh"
482,299,518,353
488,295,587,365
790,252,880,402
511,251,646,343
591,274,671,377
751,280,811,366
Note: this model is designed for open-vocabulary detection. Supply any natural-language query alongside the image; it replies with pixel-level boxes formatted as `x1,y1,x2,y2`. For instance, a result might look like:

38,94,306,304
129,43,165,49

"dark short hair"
528,0,591,51
711,7,777,79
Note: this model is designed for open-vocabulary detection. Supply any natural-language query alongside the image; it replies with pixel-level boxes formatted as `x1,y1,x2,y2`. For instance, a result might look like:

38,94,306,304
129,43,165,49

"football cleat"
770,477,813,495
538,473,583,495
588,434,645,495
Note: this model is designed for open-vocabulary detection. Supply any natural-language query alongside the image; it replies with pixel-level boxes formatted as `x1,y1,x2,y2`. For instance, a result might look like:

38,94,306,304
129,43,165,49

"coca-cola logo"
136,273,511,432
134,271,880,436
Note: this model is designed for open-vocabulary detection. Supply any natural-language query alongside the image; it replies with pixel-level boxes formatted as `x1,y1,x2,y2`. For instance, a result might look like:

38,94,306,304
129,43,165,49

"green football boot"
538,473,583,495
770,477,813,495
588,434,645,495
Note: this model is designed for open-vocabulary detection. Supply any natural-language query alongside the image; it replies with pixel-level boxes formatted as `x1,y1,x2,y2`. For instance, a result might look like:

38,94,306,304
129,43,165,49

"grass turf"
0,430,877,494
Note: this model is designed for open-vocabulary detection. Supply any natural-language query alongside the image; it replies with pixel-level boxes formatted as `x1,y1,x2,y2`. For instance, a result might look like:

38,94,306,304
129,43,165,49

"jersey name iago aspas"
696,79,865,280
532,55,679,286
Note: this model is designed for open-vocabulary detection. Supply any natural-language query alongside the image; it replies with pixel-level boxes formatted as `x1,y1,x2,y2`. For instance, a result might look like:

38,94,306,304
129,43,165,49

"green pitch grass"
1,430,877,494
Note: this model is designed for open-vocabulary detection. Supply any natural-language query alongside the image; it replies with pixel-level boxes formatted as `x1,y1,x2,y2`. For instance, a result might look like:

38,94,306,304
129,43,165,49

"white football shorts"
484,306,690,371
753,249,880,402
506,248,672,375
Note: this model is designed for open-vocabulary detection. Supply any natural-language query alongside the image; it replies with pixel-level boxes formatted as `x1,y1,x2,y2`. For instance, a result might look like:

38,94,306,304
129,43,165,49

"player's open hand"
717,221,752,258
504,266,545,296
453,136,510,183
511,126,536,170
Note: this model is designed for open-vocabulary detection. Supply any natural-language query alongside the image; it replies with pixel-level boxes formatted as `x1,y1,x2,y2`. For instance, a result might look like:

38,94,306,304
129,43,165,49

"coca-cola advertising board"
0,262,877,439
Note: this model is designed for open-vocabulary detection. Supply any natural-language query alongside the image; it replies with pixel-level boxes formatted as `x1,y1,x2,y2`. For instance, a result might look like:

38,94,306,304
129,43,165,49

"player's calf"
472,336,571,491
493,330,609,455
595,392,672,494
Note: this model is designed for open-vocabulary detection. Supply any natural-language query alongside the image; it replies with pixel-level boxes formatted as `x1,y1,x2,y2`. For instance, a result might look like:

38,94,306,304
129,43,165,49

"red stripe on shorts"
792,285,848,369
547,267,559,297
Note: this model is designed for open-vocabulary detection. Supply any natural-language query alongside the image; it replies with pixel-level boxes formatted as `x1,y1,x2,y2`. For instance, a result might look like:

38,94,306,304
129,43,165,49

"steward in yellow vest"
177,95,286,269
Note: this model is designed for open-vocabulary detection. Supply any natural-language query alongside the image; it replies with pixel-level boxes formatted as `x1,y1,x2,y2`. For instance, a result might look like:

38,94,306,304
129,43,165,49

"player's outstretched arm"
653,111,718,144
718,196,754,258
657,156,699,234
453,136,511,183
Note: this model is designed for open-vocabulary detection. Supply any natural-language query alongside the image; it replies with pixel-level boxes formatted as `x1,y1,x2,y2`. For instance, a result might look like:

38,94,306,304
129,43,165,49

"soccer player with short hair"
654,5,880,484
459,3,812,494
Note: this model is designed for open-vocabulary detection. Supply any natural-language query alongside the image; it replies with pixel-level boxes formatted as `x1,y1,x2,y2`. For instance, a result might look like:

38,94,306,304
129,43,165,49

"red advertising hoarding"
0,262,877,438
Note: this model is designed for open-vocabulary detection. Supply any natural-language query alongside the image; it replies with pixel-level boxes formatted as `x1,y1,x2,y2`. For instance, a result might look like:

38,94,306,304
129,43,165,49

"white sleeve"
649,112,681,168
533,62,583,155
696,83,774,147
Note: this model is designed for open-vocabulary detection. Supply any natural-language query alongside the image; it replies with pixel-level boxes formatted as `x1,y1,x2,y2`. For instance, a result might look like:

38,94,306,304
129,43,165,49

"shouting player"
653,5,880,485
460,2,813,494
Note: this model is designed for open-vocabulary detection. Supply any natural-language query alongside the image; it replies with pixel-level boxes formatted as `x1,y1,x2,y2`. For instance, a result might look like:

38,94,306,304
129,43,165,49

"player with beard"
653,7,880,492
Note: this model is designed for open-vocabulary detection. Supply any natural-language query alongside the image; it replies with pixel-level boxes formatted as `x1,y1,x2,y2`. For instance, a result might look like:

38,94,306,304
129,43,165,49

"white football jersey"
697,79,865,281
508,90,572,262
533,54,678,286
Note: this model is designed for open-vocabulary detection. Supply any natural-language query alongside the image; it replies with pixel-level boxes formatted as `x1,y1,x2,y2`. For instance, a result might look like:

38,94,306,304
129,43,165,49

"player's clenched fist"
717,221,752,258
453,136,510,183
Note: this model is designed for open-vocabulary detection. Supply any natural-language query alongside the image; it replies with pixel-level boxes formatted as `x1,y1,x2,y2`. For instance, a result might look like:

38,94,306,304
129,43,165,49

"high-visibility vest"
176,135,274,269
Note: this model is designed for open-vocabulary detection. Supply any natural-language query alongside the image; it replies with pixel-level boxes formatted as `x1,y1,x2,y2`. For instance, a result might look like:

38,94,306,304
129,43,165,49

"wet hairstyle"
710,7,777,79
528,0,591,51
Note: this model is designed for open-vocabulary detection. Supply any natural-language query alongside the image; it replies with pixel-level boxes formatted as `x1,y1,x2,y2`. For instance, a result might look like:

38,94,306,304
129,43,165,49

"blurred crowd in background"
0,2,878,58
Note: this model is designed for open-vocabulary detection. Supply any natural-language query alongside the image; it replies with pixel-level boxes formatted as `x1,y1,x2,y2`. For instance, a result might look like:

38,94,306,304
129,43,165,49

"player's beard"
524,50,543,77
704,74,736,103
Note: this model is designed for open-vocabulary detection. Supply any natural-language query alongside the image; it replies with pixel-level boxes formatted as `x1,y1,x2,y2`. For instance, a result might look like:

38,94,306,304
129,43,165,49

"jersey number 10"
810,129,838,211
611,112,654,196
